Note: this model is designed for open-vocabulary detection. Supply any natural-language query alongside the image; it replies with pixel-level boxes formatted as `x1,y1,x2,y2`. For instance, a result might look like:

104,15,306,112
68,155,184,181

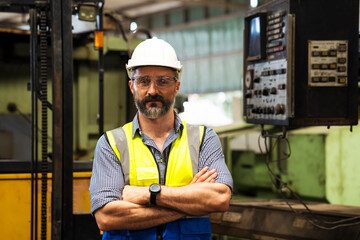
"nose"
146,80,159,95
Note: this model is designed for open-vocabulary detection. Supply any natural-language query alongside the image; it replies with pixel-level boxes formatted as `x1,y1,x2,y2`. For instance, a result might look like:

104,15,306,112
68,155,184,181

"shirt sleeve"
89,134,125,214
198,127,233,192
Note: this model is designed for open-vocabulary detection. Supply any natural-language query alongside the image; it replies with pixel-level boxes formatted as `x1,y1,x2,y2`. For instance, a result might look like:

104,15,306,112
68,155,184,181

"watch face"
150,183,161,193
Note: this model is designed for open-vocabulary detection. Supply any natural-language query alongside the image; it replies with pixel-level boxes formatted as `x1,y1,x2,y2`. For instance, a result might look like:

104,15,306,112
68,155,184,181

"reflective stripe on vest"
106,121,205,187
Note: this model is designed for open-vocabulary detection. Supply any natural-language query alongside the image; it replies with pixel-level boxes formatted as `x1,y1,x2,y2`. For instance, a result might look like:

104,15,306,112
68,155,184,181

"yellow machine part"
0,172,92,240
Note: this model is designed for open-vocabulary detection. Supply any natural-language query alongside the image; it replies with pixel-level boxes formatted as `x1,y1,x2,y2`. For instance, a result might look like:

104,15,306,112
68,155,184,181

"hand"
122,185,149,205
190,166,217,184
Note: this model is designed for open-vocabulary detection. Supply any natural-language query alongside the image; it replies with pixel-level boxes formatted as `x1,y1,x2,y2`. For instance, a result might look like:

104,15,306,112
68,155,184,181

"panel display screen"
248,16,261,59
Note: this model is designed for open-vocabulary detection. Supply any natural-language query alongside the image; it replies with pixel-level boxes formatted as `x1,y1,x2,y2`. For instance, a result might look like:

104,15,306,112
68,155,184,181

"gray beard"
134,95,174,119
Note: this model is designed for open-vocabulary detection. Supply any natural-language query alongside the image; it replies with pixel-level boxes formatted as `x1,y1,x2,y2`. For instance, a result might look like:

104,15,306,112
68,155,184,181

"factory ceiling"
0,0,249,33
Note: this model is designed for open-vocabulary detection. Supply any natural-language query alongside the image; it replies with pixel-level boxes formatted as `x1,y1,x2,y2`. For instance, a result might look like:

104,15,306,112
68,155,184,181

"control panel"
308,40,348,87
245,59,290,122
244,6,294,125
243,0,358,126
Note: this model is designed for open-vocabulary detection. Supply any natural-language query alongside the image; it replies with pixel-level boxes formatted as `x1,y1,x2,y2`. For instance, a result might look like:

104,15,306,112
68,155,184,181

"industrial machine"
243,0,359,127
2,0,360,239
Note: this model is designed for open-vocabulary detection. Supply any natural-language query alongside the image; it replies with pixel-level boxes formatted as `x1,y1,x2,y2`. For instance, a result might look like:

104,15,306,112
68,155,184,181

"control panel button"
338,77,347,84
329,76,336,82
338,44,346,52
267,41,282,48
245,92,253,98
329,63,337,69
267,11,286,20
276,68,286,74
320,77,329,82
262,88,270,96
270,87,277,94
268,17,282,25
254,77,261,83
320,64,328,69
267,22,284,31
275,104,285,115
312,77,320,82
268,33,284,41
321,51,329,57
262,71,269,76
254,90,262,96
267,28,282,36
312,64,320,69
312,51,320,57
277,84,286,90
337,66,347,72
338,58,346,64
269,106,275,114
329,50,337,56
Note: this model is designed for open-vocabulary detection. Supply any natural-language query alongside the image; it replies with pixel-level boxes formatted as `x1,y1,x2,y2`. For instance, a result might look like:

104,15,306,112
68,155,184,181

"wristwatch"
149,183,161,206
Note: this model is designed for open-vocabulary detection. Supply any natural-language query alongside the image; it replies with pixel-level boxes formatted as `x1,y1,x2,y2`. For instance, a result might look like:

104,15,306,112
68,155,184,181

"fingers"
202,170,217,183
191,166,209,184
191,166,218,184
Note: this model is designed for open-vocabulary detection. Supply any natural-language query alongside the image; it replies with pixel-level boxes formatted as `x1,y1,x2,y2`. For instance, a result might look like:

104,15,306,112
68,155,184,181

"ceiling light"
250,0,258,8
130,22,138,31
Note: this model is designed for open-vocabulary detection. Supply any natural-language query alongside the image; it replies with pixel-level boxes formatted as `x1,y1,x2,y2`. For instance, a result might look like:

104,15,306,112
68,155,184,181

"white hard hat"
126,37,183,79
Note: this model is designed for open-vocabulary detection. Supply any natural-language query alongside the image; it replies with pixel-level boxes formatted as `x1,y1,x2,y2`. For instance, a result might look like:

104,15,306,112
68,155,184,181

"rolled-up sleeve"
89,135,125,214
199,128,233,192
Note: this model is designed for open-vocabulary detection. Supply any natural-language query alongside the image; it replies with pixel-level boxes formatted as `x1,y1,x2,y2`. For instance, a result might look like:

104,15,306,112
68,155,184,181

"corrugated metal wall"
150,9,246,94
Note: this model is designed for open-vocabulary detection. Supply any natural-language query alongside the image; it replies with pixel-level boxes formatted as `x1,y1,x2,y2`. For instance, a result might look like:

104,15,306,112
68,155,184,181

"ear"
129,80,134,94
175,81,181,93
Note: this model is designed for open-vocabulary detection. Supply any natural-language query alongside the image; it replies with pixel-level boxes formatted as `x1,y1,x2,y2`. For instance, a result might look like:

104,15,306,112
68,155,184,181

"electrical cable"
258,130,360,230
103,12,153,56
104,12,128,41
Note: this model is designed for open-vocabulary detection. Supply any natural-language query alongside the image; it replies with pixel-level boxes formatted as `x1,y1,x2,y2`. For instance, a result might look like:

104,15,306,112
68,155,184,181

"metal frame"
51,0,74,239
2,1,74,239
211,200,360,240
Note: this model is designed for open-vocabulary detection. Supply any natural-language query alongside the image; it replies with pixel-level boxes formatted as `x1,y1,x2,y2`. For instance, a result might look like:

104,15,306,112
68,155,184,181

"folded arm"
122,167,231,216
94,166,222,231
94,200,184,231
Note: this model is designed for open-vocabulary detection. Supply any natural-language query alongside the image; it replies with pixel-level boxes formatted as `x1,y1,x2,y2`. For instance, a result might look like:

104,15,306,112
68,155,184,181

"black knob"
270,87,277,94
262,88,269,96
275,104,285,115
269,106,275,114
245,92,252,98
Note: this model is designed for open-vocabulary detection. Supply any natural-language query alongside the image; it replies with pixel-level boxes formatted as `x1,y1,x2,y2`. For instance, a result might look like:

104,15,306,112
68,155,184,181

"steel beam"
97,3,104,136
210,200,360,240
51,0,73,239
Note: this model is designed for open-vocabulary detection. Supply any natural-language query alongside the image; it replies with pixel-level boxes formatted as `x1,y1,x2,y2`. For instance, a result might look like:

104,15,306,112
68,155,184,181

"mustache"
142,94,165,104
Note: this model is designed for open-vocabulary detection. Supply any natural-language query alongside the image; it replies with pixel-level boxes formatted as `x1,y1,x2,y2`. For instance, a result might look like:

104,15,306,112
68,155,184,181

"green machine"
229,124,360,205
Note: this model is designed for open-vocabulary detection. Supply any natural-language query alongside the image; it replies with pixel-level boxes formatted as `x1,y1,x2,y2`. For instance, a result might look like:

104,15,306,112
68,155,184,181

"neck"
138,109,175,138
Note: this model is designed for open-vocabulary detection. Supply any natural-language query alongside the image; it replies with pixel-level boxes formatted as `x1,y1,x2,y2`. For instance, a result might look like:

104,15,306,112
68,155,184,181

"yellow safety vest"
106,121,205,187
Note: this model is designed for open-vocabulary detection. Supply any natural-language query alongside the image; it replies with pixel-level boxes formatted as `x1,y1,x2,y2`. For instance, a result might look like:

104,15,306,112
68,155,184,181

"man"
90,37,233,240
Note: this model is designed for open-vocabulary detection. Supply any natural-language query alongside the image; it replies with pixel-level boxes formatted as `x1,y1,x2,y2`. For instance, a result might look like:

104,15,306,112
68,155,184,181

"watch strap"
150,191,157,205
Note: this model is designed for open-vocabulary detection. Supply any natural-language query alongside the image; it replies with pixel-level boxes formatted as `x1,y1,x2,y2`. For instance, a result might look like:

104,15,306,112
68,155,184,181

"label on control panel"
308,40,348,87
245,59,289,121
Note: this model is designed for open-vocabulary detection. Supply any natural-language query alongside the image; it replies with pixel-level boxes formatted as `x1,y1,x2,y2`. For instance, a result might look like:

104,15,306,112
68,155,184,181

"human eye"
137,77,150,87
157,77,171,86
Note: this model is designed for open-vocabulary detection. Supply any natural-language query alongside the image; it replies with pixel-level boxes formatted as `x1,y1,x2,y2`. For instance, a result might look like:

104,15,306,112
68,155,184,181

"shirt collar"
131,111,183,139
